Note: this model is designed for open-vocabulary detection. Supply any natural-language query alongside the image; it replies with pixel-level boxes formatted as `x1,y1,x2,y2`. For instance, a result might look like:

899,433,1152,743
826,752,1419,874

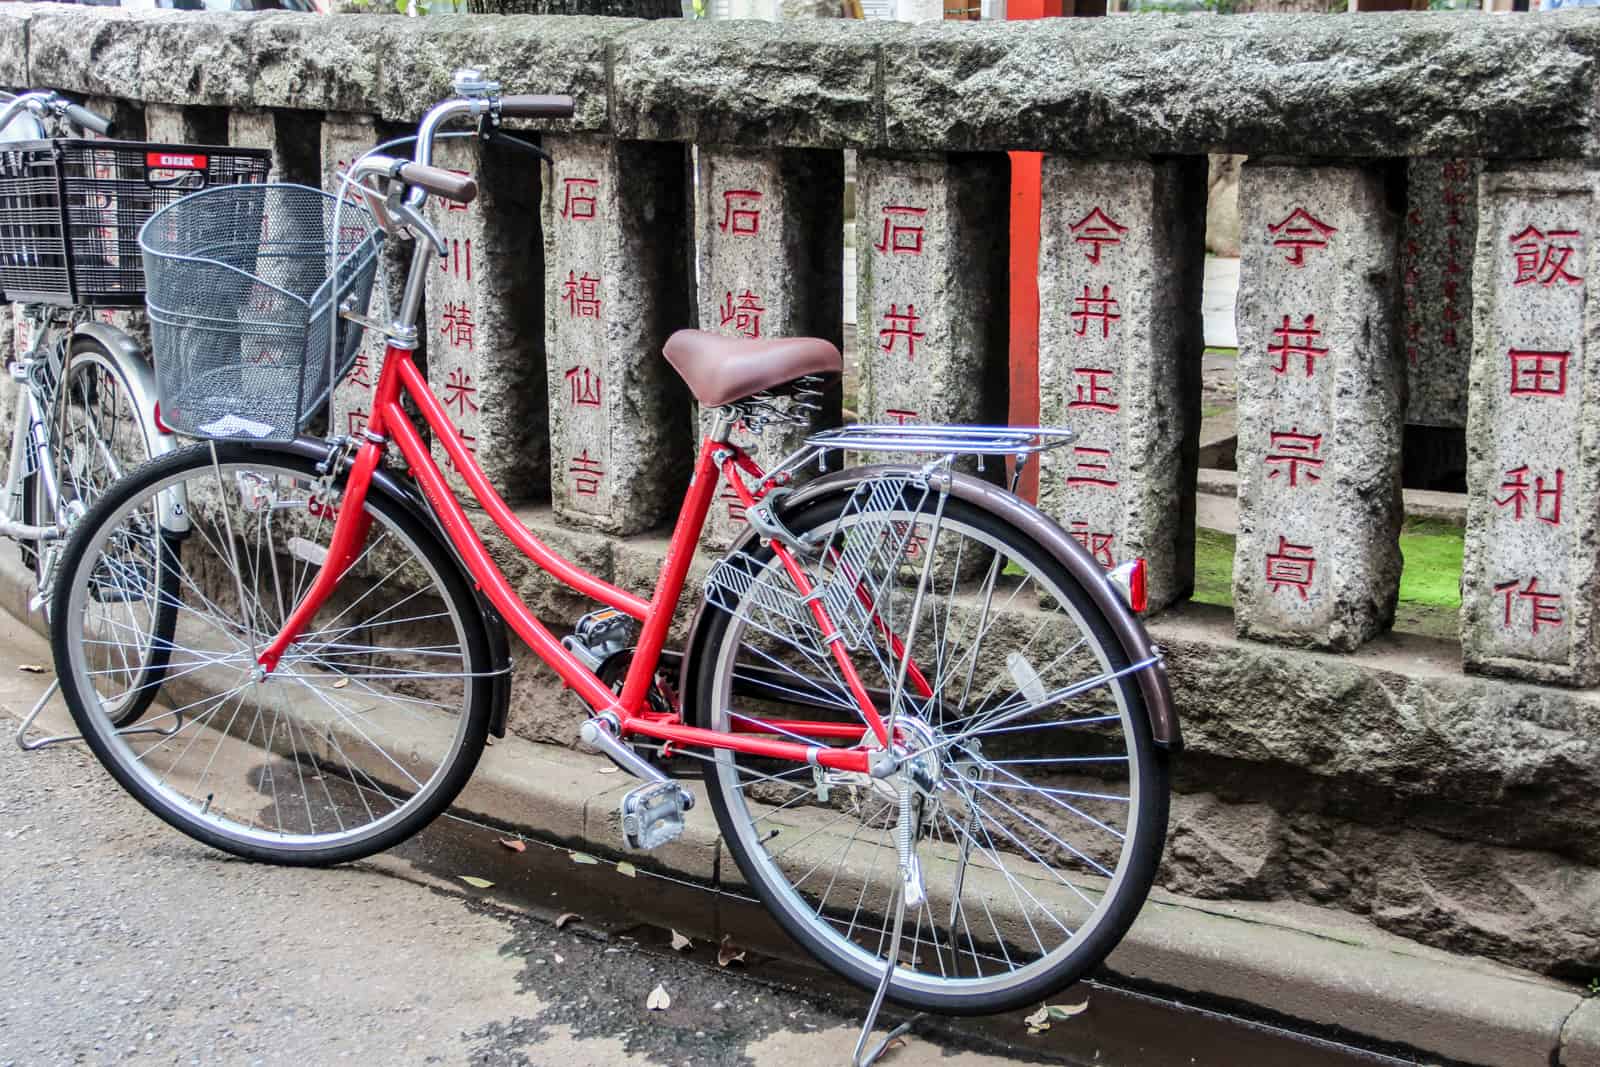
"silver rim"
61,454,480,853
706,504,1144,1000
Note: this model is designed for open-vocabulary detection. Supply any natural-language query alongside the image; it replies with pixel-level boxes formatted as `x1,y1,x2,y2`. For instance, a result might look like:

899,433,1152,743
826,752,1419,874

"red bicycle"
50,78,1178,1019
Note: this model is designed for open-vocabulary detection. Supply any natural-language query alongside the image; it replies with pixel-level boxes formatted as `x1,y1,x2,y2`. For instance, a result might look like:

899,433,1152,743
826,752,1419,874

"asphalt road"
0,608,1056,1067
0,608,1404,1067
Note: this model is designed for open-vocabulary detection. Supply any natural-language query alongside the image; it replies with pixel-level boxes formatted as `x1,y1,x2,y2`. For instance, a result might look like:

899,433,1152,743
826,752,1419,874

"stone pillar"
1462,163,1600,686
228,109,285,179
1232,163,1404,651
144,104,213,146
425,136,547,501
1402,158,1480,429
697,146,842,546
320,113,391,445
542,135,693,533
855,152,1007,447
1036,157,1206,611
228,108,319,186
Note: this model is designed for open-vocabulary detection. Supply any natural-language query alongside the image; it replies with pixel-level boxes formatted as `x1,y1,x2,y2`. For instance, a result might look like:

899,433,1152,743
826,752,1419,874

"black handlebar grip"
63,103,113,137
498,94,576,120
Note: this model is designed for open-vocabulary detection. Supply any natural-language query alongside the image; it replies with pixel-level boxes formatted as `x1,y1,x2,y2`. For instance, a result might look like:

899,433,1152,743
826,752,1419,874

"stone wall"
9,2,1600,980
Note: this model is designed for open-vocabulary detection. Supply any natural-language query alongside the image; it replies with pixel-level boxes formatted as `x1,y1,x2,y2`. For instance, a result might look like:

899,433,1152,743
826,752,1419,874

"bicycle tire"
32,334,179,726
694,485,1169,1016
51,441,494,866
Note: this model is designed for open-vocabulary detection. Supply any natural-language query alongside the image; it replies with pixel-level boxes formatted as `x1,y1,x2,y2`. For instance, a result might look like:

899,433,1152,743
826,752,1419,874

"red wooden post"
1007,0,1062,504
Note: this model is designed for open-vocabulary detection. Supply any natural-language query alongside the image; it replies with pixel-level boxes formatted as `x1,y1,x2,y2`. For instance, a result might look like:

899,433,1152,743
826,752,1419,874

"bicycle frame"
255,337,892,777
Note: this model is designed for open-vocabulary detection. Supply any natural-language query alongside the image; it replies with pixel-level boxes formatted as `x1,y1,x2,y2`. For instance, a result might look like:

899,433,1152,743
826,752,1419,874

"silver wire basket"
140,183,383,441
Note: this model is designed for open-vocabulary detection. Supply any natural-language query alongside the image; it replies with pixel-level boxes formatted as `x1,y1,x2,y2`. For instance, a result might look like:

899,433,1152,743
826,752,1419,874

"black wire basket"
140,183,384,442
0,139,270,306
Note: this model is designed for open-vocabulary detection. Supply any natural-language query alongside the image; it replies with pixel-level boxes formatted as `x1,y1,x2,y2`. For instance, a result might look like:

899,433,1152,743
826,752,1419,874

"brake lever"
480,126,554,168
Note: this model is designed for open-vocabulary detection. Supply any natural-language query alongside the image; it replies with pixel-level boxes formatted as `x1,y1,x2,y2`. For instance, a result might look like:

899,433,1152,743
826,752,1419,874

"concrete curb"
1,548,1585,1067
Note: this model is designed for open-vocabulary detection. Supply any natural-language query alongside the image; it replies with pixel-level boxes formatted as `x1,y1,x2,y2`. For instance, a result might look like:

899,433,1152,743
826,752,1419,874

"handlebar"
499,94,575,120
0,92,113,138
398,162,478,205
63,102,113,137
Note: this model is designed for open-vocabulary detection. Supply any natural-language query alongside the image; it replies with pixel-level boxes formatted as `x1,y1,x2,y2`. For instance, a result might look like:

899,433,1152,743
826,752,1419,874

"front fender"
677,465,1181,751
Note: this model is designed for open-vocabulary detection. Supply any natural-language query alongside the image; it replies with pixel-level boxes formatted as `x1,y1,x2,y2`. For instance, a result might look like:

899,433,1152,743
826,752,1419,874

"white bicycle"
0,89,269,746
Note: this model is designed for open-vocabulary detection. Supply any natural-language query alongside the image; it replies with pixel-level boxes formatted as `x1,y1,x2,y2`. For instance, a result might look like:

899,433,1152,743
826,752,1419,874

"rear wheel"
29,335,177,726
51,442,494,865
694,480,1168,1015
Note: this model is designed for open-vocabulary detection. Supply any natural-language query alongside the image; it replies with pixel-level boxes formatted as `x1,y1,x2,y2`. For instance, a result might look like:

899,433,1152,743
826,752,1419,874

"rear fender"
71,322,187,531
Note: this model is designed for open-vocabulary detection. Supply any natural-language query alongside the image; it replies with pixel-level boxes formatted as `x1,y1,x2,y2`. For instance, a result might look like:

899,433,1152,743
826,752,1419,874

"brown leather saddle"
663,329,841,408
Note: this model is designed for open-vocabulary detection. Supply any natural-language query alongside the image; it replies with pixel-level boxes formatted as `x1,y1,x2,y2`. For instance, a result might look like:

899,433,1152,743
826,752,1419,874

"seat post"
709,408,738,444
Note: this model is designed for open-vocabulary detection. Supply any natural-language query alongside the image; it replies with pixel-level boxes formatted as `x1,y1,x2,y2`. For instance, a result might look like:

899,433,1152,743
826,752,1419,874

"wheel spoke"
57,448,487,859
702,490,1160,1007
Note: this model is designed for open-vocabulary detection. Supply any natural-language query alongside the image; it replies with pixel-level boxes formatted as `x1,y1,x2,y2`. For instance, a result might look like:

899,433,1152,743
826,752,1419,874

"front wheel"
51,441,495,866
694,480,1169,1015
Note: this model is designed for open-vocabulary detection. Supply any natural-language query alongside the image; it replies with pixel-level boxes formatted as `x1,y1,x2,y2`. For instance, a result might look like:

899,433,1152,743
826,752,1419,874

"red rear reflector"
1105,558,1148,614
146,152,207,171
1129,558,1148,614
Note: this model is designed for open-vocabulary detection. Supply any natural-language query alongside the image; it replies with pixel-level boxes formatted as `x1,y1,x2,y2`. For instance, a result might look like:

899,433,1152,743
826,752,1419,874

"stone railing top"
5,3,1600,157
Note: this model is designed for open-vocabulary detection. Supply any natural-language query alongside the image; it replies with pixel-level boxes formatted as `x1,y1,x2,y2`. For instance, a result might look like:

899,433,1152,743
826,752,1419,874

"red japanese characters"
1265,536,1316,599
1509,225,1583,288
1507,349,1570,397
1268,314,1328,378
560,177,598,221
1068,368,1118,413
718,189,762,236
873,206,926,256
720,289,766,339
1494,577,1563,634
1068,207,1126,265
565,365,602,408
1267,207,1337,267
878,304,925,359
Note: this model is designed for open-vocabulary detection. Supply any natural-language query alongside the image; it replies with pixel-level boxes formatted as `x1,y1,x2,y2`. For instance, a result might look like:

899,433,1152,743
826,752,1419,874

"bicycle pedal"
619,781,690,851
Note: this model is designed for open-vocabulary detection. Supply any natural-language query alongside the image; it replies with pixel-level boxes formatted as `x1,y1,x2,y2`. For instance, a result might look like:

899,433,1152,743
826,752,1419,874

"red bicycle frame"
255,340,934,777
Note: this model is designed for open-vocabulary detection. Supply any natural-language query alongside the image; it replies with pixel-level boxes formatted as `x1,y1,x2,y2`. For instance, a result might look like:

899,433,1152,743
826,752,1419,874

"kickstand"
851,886,924,1067
14,678,69,751
15,678,186,751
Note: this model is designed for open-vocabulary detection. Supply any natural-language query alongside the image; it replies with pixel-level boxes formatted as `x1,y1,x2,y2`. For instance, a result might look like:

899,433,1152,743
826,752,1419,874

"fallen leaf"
1024,1005,1050,1034
669,930,692,952
554,912,581,930
498,838,527,853
1046,1001,1088,1020
331,676,350,689
17,664,45,674
885,1037,908,1052
570,852,599,865
646,984,671,1011
616,861,637,878
717,935,747,968
459,876,494,889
